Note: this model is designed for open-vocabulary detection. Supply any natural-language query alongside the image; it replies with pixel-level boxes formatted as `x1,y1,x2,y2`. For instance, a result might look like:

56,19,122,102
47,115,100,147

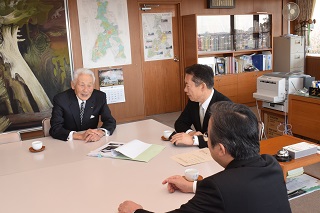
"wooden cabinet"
288,94,320,141
182,14,273,105
214,74,238,102
237,71,271,105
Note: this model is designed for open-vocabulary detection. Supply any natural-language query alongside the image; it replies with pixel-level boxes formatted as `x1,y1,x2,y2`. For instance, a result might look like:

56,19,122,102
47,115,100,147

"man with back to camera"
118,101,292,213
49,68,116,142
170,64,231,148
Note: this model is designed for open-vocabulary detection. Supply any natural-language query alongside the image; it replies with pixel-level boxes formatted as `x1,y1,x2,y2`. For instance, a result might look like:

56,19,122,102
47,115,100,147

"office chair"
42,117,51,137
0,132,21,144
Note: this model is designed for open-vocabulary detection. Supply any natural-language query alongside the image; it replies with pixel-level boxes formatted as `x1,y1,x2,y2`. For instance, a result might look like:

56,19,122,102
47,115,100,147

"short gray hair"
73,68,95,83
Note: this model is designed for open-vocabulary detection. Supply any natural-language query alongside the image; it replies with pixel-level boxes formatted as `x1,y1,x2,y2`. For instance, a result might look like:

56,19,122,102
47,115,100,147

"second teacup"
184,168,199,181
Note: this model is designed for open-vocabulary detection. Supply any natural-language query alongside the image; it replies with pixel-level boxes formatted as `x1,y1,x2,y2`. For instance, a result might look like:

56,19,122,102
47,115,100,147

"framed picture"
0,0,73,132
216,63,225,75
207,0,235,9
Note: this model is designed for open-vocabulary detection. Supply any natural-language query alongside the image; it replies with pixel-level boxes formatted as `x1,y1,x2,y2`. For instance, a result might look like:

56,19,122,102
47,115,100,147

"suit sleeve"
198,135,207,148
135,177,225,213
49,94,72,141
174,100,195,133
99,93,116,135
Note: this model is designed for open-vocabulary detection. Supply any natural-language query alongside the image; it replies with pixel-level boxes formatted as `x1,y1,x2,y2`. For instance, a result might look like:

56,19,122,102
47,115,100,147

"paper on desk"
88,140,165,162
114,140,150,159
286,173,320,192
171,148,213,166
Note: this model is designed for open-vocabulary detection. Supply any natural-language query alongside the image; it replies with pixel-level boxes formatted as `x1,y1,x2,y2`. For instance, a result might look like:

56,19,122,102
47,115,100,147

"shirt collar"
200,89,214,113
76,96,86,106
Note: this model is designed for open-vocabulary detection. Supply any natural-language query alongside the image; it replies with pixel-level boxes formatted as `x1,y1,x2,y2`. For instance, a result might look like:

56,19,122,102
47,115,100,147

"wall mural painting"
0,0,72,132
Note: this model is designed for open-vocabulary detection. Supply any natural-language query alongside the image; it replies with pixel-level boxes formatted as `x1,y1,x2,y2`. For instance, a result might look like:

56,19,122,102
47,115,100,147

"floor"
147,109,320,213
147,106,262,128
146,111,180,128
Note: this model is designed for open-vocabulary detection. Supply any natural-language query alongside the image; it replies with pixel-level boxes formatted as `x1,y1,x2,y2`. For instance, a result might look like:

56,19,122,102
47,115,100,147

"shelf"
198,48,272,57
233,48,272,55
182,14,273,106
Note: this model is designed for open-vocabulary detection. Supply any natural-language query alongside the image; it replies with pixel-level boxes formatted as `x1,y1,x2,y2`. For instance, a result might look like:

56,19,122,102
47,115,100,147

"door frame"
137,1,185,115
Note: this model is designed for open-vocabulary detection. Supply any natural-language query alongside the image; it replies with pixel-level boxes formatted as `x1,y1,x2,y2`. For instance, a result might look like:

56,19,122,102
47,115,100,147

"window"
309,0,320,54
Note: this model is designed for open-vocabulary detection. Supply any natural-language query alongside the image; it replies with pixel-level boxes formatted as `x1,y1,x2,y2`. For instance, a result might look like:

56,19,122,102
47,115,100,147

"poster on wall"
0,0,73,132
98,68,125,104
77,0,132,68
142,13,174,61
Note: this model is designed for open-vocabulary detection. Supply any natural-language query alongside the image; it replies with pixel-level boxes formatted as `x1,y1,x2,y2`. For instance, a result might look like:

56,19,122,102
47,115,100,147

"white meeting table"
0,119,223,213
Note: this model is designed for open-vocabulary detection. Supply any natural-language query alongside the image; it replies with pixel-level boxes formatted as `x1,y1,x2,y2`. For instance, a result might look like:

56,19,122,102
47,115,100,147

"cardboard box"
284,142,318,159
266,114,285,133
266,127,283,139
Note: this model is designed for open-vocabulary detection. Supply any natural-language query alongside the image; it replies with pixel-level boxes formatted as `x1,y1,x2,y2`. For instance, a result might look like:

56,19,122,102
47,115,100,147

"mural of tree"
0,0,71,132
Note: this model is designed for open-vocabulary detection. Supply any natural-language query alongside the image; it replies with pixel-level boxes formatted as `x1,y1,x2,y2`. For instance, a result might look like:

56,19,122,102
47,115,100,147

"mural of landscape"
0,0,72,132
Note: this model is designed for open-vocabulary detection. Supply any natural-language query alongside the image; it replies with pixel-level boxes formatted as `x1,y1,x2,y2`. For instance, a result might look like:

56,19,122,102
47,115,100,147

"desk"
0,119,223,213
288,94,320,141
260,135,320,181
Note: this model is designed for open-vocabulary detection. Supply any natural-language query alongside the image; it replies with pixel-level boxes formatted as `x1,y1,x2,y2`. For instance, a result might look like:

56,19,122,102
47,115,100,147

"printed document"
171,148,213,166
88,140,165,162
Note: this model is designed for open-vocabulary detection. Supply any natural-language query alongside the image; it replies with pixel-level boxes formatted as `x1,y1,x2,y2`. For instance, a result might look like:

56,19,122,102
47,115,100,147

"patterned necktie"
199,105,205,128
80,101,85,125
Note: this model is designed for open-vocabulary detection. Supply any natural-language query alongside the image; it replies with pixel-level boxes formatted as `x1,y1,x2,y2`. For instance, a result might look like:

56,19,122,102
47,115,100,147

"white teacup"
163,130,173,139
184,168,199,181
32,141,43,150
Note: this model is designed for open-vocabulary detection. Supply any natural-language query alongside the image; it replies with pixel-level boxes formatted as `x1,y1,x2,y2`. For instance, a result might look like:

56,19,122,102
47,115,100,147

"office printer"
253,72,313,112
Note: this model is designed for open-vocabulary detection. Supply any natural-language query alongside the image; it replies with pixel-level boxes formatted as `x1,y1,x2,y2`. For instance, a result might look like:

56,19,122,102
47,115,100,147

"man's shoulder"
91,89,106,98
212,89,232,102
53,88,74,100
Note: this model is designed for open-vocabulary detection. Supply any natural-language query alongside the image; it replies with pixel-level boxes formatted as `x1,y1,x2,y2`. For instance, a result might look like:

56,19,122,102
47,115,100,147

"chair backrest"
0,132,21,144
42,117,51,137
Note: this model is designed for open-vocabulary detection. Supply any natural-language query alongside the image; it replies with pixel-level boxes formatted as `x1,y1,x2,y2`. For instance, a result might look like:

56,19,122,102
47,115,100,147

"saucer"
183,175,203,182
161,136,169,141
29,146,45,153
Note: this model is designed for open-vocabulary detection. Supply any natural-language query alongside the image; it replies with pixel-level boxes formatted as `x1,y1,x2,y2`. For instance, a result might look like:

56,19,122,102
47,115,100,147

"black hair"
208,101,260,160
185,64,214,89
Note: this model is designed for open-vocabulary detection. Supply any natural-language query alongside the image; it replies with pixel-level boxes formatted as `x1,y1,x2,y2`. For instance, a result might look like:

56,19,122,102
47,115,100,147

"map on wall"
77,0,132,68
142,13,174,61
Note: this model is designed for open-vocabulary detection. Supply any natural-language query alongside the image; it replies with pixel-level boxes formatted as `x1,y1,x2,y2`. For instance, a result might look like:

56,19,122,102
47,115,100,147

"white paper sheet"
114,140,151,159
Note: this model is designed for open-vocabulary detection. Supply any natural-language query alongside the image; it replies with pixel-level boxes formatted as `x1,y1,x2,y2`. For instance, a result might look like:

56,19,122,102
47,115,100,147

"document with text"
171,148,213,166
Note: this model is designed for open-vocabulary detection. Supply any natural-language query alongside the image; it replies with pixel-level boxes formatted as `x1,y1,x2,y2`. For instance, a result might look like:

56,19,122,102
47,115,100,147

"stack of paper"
284,142,318,159
286,174,320,200
88,140,165,162
287,167,304,179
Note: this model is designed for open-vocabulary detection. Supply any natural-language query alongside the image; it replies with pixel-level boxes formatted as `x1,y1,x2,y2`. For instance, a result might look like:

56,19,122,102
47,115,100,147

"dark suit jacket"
49,88,116,141
136,155,292,213
174,89,231,148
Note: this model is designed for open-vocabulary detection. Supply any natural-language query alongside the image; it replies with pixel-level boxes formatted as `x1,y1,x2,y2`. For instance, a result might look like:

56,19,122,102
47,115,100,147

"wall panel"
66,0,284,123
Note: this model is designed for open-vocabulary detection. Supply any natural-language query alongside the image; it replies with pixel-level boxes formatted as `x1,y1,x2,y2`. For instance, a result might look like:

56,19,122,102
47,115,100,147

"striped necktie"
80,101,85,125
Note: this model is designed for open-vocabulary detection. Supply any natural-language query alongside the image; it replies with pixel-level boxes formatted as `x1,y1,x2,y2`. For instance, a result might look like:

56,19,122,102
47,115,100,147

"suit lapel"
68,90,82,129
202,95,215,132
83,96,95,124
196,104,201,130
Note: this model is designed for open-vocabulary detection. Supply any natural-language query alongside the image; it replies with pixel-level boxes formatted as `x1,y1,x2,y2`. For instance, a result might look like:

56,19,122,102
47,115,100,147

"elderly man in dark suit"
49,68,116,142
118,102,292,213
170,64,231,148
